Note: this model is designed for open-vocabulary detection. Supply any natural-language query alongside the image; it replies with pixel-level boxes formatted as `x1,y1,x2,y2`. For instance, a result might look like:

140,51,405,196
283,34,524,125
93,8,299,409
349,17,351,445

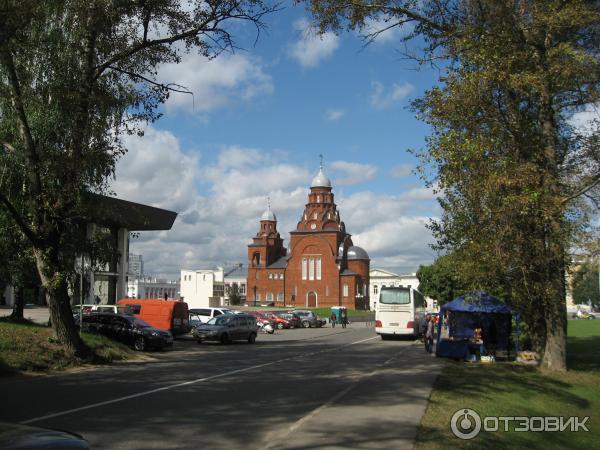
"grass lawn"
415,320,600,449
306,307,373,318
0,319,134,376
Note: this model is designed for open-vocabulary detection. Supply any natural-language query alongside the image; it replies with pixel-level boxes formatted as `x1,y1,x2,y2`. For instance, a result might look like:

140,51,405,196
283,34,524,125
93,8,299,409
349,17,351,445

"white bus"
375,286,426,339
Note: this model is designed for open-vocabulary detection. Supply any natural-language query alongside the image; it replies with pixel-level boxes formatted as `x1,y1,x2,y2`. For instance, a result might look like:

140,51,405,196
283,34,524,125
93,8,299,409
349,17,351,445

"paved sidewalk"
263,341,444,450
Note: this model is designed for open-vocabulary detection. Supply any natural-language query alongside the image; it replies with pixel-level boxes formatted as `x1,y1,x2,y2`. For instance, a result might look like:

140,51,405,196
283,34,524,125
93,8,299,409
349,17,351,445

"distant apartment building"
180,268,226,309
127,278,180,300
128,254,144,279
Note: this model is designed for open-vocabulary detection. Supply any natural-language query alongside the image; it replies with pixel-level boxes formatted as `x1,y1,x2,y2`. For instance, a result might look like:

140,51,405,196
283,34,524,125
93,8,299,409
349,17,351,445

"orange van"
117,299,190,335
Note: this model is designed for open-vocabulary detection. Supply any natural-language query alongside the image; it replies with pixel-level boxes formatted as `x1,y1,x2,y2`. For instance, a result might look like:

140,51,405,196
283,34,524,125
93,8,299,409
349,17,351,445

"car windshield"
380,288,411,305
207,316,232,326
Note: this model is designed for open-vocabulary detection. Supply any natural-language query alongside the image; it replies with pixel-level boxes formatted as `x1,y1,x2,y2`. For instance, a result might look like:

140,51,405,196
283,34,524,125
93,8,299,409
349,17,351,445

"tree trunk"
540,253,568,371
34,249,91,358
9,287,24,322
541,304,567,371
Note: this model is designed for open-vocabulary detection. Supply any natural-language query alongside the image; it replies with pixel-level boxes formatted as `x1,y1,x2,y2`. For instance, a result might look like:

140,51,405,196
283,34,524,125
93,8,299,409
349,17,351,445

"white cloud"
289,18,340,68
391,164,413,177
112,126,200,212
330,160,377,186
369,81,414,110
112,132,438,278
157,52,273,114
325,109,345,122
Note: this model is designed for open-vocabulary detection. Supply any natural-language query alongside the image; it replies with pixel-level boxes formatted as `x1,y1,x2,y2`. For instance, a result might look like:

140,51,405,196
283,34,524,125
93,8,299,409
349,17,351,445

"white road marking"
21,334,379,425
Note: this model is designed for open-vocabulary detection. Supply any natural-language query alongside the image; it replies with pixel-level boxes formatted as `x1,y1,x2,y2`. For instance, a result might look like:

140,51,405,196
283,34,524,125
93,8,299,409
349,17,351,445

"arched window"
252,252,261,267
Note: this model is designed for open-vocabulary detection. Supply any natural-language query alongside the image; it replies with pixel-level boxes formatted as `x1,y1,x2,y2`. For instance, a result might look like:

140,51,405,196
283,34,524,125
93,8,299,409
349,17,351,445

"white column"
116,227,128,300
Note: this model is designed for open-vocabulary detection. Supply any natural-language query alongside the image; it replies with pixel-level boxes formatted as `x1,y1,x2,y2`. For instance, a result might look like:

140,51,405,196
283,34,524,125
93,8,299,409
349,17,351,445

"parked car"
292,310,324,328
82,313,173,351
70,304,125,326
263,313,291,329
192,313,258,344
117,299,190,335
0,422,90,449
274,312,302,328
188,307,233,324
246,311,278,327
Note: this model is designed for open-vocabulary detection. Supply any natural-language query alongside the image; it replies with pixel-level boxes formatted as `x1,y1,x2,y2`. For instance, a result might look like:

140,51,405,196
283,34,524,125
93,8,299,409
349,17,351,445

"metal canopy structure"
83,192,177,231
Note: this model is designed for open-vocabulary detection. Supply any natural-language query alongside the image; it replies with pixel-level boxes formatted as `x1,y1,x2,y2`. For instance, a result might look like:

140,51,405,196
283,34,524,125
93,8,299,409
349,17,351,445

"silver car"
192,314,258,344
292,310,323,328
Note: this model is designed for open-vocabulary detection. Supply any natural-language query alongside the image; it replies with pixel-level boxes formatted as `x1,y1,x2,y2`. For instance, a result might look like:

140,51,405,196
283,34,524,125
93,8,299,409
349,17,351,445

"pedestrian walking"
425,315,434,353
340,309,347,329
330,312,337,328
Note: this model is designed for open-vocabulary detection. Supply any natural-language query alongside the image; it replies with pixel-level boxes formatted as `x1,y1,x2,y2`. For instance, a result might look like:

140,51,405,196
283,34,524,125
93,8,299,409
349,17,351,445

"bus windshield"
380,289,411,305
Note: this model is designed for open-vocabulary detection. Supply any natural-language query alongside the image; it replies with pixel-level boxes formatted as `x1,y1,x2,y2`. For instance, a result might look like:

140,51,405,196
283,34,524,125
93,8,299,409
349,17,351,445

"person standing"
340,309,347,329
330,312,337,328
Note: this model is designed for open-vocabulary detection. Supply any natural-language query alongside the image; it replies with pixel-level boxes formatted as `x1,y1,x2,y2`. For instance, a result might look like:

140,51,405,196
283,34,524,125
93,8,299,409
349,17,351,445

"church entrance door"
307,292,317,308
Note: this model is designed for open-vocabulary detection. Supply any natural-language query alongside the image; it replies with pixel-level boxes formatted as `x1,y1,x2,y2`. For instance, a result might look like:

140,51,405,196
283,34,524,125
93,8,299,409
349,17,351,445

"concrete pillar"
116,227,128,300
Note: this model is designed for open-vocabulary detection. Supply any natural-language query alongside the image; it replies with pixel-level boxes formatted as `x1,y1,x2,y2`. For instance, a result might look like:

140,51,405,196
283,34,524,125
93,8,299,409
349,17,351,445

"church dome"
311,167,332,188
261,207,276,221
347,246,370,260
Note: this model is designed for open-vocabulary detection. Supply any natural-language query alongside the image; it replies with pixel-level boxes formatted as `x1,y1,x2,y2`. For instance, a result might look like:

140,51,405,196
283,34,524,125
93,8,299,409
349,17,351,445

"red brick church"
247,164,370,308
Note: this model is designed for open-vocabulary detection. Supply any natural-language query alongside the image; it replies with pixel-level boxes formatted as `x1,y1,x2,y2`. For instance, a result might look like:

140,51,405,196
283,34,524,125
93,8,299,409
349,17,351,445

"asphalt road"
0,326,444,450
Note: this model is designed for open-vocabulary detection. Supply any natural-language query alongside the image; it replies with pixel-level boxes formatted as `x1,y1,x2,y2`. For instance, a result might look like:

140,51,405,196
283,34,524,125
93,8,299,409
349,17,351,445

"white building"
128,254,144,279
180,268,225,309
369,268,436,310
127,277,180,300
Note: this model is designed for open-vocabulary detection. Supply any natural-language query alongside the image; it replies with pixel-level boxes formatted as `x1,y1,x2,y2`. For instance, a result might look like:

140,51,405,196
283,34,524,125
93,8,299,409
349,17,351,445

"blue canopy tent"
435,291,517,359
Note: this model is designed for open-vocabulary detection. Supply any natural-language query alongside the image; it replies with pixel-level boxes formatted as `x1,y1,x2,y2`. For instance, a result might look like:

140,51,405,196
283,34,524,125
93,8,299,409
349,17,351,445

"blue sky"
112,2,445,279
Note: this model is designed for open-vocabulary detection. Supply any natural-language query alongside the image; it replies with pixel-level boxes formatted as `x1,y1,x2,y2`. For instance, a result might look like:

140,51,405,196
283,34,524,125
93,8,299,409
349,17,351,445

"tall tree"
416,254,463,306
0,0,276,356
303,0,600,370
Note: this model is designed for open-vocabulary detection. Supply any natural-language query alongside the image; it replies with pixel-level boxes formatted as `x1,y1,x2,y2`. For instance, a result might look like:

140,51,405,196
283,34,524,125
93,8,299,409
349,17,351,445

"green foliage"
416,255,463,305
571,261,600,309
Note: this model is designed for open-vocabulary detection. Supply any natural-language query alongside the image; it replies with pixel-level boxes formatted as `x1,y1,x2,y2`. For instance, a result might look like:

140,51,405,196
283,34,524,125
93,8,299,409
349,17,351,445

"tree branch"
0,46,43,200
107,65,194,95
345,1,453,34
563,174,600,205
93,5,277,80
0,191,40,247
